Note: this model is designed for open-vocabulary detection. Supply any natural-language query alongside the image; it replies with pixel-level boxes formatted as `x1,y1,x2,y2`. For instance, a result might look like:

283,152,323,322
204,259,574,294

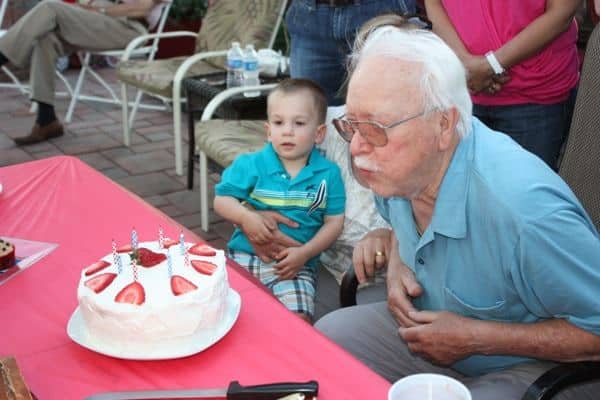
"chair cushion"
195,0,286,68
195,119,266,168
117,58,222,98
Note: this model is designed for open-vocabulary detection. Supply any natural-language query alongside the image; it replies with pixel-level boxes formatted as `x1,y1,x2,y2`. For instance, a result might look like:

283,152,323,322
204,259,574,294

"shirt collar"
427,119,476,239
263,142,331,178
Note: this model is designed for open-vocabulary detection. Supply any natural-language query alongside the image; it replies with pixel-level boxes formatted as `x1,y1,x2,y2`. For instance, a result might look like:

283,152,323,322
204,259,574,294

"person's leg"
286,0,416,106
1,1,144,144
0,1,143,66
315,302,464,382
285,1,348,105
270,267,317,322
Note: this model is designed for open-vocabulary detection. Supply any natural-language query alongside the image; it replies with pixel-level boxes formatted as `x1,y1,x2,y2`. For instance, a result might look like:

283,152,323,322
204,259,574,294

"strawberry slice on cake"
191,260,217,275
171,275,198,296
116,244,132,253
188,244,217,257
85,273,117,293
115,281,145,305
84,260,111,276
162,238,179,249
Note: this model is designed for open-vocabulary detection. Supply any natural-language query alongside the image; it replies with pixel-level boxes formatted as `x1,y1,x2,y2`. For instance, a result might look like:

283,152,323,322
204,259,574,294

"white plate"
67,289,241,360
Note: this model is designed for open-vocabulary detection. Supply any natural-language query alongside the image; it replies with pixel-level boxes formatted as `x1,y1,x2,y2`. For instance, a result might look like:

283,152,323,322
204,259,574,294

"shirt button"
417,258,425,265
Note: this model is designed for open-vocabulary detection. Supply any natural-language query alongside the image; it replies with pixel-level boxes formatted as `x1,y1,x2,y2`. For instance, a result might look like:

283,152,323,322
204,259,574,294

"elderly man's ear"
437,108,460,151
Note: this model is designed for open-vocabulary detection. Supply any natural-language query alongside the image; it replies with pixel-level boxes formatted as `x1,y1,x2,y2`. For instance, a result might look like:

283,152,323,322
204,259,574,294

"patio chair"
339,22,600,400
117,0,287,176
194,83,276,231
62,0,173,124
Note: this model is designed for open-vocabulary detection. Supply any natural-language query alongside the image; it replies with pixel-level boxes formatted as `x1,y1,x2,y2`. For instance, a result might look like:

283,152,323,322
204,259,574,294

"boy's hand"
240,211,273,244
273,247,309,280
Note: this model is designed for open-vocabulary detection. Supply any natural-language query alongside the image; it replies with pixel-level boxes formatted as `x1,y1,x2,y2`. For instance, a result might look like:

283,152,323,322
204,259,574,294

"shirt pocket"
444,286,509,321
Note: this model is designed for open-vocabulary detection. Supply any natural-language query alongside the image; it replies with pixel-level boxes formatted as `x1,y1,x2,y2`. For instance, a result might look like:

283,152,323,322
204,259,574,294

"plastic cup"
388,373,471,400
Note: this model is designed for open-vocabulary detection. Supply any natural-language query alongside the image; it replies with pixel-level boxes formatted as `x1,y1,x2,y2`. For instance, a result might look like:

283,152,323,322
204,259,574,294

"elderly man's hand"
387,259,423,328
398,310,477,365
352,228,392,283
244,210,300,262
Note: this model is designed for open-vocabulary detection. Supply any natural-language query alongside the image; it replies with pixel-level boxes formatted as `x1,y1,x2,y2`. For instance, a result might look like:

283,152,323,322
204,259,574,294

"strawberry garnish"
134,248,166,267
191,260,217,275
84,260,111,276
116,244,133,253
84,273,117,293
115,281,145,305
162,238,178,249
170,275,198,296
188,244,217,257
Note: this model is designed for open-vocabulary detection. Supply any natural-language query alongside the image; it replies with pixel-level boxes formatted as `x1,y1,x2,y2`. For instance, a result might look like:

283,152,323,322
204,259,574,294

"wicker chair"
117,0,287,176
340,23,600,400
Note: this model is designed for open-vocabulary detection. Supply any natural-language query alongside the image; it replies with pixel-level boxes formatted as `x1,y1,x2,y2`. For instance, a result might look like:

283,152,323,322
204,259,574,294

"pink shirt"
441,0,579,105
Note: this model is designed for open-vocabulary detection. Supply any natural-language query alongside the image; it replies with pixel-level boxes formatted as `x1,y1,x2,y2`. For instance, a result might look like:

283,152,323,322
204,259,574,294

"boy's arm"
213,195,273,243
297,214,345,261
274,214,344,279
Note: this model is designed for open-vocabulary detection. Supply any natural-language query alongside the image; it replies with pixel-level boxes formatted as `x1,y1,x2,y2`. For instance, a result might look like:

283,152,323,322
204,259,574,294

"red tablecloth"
0,156,390,399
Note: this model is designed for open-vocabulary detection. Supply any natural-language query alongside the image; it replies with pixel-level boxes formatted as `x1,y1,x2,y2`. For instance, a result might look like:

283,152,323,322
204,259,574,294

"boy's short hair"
267,78,328,124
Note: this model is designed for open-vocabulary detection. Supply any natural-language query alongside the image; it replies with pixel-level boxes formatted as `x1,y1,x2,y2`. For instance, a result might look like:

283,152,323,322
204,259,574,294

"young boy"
214,78,346,322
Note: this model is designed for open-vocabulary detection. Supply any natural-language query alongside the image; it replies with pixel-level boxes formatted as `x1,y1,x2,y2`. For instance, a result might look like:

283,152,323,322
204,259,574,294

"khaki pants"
316,302,599,400
0,0,145,105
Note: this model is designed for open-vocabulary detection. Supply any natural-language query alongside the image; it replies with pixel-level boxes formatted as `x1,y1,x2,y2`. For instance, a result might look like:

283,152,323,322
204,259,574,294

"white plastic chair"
118,0,288,176
196,83,276,231
63,0,173,123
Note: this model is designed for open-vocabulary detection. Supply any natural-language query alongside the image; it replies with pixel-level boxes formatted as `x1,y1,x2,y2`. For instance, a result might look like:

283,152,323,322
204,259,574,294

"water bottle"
242,44,260,97
226,42,244,89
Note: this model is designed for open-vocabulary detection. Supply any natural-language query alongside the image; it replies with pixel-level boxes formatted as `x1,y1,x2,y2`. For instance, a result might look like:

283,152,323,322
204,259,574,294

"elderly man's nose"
350,129,371,153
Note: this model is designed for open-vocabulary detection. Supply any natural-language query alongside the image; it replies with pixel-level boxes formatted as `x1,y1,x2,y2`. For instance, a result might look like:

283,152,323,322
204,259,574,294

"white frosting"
77,241,229,352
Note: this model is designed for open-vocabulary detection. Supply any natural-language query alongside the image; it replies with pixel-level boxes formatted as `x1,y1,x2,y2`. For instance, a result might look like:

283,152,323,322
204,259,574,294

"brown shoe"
14,120,64,146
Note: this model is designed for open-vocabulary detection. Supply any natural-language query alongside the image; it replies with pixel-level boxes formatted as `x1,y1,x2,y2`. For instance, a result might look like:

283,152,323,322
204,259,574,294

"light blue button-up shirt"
376,118,600,376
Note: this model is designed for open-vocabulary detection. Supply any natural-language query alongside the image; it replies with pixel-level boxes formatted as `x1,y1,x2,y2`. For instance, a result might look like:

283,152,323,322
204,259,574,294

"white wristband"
485,51,505,75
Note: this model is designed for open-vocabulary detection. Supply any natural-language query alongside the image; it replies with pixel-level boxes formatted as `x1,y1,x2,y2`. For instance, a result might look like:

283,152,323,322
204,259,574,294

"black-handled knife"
85,380,319,400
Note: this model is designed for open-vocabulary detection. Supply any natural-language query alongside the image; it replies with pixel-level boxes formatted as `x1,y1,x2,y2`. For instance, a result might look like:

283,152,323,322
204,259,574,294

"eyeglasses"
332,110,429,147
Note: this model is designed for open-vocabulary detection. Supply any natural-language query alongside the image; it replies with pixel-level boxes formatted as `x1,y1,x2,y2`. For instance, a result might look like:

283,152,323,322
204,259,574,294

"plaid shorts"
228,249,317,318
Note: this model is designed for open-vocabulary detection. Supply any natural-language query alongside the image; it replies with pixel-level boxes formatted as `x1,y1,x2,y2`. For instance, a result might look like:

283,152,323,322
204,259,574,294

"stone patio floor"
0,66,339,319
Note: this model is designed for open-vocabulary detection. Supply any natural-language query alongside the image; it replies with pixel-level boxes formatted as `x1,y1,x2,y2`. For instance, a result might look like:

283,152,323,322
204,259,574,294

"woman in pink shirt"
425,0,581,170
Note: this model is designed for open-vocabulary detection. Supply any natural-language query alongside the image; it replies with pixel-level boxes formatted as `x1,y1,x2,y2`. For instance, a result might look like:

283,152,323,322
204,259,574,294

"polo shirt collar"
263,142,330,178
427,120,476,240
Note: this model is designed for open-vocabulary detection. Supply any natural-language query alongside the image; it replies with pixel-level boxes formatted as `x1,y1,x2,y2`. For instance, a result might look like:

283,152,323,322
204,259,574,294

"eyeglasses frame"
332,109,431,147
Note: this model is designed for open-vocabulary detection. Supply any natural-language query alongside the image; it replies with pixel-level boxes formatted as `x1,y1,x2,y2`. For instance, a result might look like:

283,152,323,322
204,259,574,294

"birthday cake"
77,235,229,351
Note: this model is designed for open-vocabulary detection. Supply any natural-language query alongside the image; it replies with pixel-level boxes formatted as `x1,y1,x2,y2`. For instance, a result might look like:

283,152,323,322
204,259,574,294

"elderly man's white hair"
349,27,472,138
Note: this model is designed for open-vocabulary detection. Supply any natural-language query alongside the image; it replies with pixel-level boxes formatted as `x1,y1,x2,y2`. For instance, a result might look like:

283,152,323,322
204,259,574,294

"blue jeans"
473,89,577,171
285,0,415,105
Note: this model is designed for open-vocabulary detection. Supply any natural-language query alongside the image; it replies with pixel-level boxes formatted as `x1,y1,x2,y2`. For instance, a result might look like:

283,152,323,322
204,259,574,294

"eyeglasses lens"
334,119,387,146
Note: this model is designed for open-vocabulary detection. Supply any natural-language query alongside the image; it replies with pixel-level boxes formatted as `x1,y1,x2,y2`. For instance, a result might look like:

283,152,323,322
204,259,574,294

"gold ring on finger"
375,251,384,257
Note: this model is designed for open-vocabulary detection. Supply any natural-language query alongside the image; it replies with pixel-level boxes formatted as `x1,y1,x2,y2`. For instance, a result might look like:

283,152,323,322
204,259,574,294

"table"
0,156,390,399
182,72,288,189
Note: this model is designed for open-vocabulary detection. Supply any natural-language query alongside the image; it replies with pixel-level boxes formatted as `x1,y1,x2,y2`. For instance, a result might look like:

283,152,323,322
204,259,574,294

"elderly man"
315,27,600,399
0,0,163,145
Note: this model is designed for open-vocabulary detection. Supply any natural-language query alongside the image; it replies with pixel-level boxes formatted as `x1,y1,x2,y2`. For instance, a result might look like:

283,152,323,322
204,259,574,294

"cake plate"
67,288,241,360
